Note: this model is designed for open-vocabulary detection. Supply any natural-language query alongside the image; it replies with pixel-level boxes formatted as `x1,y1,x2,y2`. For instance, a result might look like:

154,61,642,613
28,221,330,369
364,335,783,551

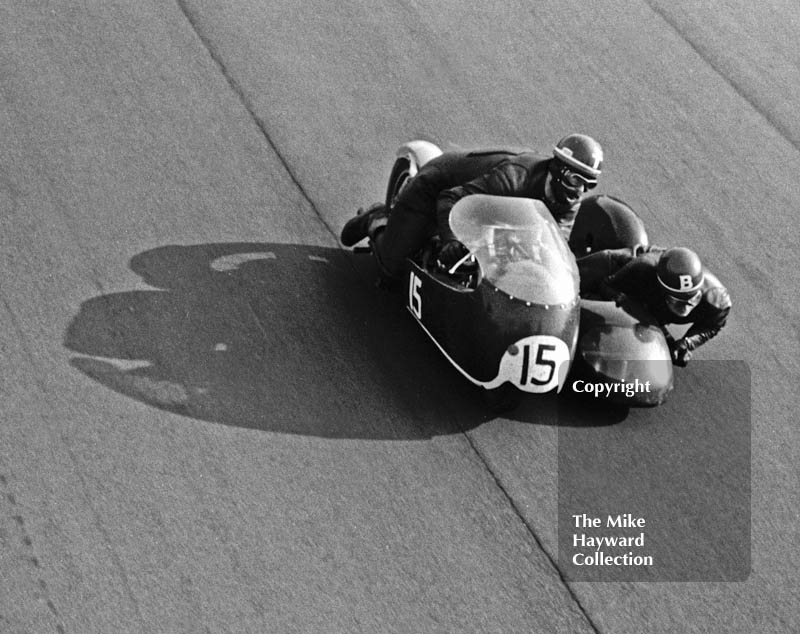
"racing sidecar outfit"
373,150,581,280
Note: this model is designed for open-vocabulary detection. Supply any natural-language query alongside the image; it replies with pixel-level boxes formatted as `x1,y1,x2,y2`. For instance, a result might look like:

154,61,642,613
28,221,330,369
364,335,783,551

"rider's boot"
340,203,388,247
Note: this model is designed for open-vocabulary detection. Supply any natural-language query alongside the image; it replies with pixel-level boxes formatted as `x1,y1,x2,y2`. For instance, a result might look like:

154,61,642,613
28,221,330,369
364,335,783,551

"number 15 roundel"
496,335,571,393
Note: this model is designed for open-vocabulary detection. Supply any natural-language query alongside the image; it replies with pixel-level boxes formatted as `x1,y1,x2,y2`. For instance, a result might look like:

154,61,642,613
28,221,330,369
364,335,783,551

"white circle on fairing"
495,335,571,393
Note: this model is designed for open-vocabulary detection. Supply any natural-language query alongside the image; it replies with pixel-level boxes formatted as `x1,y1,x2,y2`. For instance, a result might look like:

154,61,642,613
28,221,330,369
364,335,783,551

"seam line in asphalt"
643,0,800,153
463,431,602,634
175,0,340,242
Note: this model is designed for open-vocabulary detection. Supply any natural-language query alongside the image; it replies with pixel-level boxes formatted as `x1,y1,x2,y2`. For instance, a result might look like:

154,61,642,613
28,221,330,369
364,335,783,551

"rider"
580,246,731,366
341,133,604,282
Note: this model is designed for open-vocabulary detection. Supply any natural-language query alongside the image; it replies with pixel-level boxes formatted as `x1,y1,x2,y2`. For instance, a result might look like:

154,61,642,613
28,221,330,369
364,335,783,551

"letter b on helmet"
657,247,704,295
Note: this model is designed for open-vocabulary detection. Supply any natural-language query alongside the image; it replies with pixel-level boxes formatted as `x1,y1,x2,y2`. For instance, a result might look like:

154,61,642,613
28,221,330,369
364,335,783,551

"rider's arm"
435,161,530,241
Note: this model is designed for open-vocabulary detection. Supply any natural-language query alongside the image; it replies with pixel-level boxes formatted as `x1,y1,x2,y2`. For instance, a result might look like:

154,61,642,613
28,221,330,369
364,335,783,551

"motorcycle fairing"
403,195,584,393
406,261,577,392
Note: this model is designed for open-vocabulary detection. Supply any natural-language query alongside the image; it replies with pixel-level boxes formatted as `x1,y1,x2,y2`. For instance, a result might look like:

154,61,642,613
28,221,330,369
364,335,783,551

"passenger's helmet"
657,247,704,296
549,134,603,206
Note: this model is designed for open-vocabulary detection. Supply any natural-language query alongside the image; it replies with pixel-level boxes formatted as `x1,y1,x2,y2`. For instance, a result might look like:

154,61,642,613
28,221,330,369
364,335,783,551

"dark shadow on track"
64,242,623,439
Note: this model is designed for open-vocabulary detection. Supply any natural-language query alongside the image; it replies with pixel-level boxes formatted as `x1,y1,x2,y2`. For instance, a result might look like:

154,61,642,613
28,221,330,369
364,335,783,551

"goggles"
559,167,597,190
665,290,702,315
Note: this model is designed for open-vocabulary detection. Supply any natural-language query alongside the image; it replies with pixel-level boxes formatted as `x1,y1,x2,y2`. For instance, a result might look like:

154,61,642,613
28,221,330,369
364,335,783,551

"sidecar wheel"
385,158,412,209
483,383,522,413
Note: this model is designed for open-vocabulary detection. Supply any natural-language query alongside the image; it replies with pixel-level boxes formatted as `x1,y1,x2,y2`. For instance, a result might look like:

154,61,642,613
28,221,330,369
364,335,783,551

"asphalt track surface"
1,1,798,633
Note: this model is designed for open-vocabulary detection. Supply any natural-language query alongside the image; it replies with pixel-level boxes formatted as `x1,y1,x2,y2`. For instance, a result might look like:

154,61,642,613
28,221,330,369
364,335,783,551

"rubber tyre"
385,158,412,209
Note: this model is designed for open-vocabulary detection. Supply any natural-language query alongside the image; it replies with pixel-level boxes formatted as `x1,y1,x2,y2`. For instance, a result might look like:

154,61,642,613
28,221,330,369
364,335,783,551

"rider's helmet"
550,134,604,205
657,247,705,316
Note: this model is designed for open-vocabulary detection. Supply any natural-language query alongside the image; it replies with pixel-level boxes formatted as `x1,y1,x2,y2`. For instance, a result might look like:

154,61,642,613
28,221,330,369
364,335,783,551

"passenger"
579,246,731,366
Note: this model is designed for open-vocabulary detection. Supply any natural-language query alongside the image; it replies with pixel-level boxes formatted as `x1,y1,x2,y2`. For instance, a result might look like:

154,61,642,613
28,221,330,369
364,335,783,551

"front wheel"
385,157,412,210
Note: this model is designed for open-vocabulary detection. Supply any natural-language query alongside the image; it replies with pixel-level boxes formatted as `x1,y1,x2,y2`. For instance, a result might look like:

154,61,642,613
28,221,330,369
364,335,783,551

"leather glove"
437,239,470,271
669,337,693,367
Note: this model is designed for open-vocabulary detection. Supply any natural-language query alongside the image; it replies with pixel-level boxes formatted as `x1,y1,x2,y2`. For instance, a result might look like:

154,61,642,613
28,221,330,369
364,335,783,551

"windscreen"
449,195,579,305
